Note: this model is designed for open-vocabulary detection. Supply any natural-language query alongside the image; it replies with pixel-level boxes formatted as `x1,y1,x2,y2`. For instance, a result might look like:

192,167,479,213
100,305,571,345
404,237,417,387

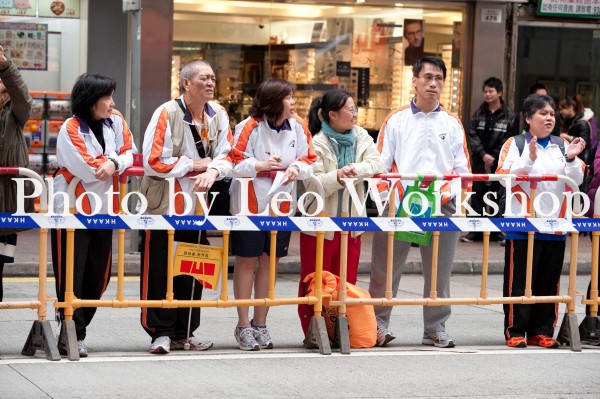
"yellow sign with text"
173,242,222,290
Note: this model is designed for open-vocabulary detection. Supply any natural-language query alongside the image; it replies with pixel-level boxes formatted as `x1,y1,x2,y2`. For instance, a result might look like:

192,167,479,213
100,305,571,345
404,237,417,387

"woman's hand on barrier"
94,160,116,181
193,157,212,172
193,168,219,192
337,165,357,185
256,155,282,172
283,165,299,185
567,137,586,160
529,136,538,162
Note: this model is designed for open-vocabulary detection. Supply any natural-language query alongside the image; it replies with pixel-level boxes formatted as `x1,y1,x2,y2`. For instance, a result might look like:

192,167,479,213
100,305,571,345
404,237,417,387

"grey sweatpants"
368,201,459,334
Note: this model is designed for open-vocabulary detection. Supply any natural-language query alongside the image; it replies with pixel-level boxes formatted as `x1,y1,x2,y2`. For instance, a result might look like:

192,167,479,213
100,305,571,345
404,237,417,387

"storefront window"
515,25,600,121
173,0,464,132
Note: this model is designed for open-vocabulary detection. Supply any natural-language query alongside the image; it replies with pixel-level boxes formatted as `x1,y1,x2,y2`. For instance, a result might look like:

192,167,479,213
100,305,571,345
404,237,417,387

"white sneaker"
376,327,396,347
172,337,213,351
77,340,88,357
150,336,171,354
251,319,273,349
234,326,260,351
422,331,455,348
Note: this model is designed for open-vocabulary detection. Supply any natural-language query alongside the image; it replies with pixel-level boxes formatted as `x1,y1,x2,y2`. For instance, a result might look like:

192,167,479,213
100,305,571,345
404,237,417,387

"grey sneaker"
251,319,273,349
235,326,260,351
77,340,88,358
422,331,455,348
172,337,213,351
376,327,396,347
150,336,171,354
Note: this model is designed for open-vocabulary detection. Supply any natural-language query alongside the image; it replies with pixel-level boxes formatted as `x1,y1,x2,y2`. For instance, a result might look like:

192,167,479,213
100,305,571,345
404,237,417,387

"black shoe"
460,233,481,243
490,232,504,242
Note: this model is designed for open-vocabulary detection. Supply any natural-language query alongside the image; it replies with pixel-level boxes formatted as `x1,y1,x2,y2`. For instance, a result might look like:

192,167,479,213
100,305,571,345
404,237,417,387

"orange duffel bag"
303,271,377,348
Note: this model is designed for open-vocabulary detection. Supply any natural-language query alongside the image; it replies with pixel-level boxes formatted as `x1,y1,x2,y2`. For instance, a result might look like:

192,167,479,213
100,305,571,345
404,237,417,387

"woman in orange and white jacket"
230,78,316,351
52,74,136,357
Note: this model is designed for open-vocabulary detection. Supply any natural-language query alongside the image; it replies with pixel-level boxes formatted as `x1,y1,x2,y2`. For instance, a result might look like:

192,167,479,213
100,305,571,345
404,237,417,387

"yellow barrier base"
303,316,331,355
578,316,600,345
21,320,61,361
556,314,582,352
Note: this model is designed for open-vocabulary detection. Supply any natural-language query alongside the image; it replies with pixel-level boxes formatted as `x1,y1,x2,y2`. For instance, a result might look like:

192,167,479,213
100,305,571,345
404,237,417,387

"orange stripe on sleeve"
113,109,133,155
66,118,106,168
294,116,317,165
377,105,410,153
496,137,515,174
148,108,178,174
233,118,260,164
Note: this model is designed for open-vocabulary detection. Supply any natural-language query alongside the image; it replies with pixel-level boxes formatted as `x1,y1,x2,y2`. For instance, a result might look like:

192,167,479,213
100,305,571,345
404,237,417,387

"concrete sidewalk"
3,228,594,277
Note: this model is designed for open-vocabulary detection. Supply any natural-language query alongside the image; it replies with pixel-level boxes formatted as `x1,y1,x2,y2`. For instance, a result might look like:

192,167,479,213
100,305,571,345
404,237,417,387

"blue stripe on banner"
75,214,130,229
249,217,300,231
572,218,600,232
3,212,600,231
0,214,38,228
490,218,535,232
413,218,459,231
332,217,382,231
163,216,217,231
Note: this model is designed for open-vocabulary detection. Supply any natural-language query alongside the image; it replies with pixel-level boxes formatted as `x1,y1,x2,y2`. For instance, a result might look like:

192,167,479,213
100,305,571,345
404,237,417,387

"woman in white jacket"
52,74,136,357
496,94,585,349
230,78,316,351
298,90,384,334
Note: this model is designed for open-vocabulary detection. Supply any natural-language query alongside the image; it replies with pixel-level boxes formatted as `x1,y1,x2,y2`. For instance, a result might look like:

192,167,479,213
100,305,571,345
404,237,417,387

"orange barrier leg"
577,231,600,345
60,227,79,361
304,228,332,355
335,210,351,355
21,227,61,361
220,230,230,302
480,232,490,299
557,232,582,351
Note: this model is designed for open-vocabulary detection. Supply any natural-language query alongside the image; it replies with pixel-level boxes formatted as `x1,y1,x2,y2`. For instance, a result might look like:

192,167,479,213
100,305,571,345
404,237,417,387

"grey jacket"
0,60,33,235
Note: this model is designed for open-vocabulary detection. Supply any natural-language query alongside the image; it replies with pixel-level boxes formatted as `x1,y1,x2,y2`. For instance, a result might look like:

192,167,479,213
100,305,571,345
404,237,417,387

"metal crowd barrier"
329,172,589,353
2,167,599,360
53,169,328,360
0,167,59,360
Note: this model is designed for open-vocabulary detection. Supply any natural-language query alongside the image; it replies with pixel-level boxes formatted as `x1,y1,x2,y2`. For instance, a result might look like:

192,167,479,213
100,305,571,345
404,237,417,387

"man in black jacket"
462,77,518,243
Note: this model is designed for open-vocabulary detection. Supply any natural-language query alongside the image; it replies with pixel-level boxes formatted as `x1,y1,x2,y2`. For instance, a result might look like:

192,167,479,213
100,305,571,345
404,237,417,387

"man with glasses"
369,56,470,348
403,19,424,66
139,59,233,354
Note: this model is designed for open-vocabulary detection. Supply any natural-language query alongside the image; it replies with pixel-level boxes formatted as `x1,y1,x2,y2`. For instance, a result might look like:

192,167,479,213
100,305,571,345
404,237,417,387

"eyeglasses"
342,107,358,115
405,29,422,38
198,74,217,83
418,74,445,84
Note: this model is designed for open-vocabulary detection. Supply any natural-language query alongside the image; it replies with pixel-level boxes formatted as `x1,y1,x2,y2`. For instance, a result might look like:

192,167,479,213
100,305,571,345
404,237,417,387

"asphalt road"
1,274,599,398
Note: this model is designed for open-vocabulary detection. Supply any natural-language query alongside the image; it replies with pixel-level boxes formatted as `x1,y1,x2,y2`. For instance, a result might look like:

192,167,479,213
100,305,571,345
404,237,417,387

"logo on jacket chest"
439,132,447,140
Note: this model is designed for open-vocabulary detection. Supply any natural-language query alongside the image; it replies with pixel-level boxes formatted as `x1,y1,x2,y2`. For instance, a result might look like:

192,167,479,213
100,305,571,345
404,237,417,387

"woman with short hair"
230,78,316,350
52,73,136,357
497,94,585,348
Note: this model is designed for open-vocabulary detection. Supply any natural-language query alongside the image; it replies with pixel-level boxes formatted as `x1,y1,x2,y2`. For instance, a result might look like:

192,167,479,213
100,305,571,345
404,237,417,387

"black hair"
528,83,547,95
70,73,116,122
482,77,503,93
522,94,555,131
249,78,296,124
308,90,352,135
558,95,583,114
413,56,447,80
